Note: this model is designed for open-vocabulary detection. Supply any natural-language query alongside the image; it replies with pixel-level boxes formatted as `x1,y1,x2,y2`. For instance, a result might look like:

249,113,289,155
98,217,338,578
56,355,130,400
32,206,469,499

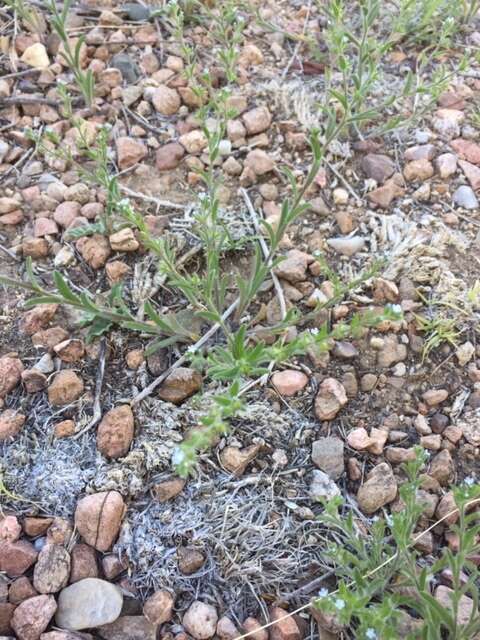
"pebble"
456,341,475,366
74,491,125,552
115,137,148,170
403,159,434,181
271,370,308,396
220,444,260,476
459,160,480,190
182,601,218,640
435,152,457,178
314,378,348,421
55,579,123,631
0,541,38,577
241,107,272,135
326,236,365,256
156,142,185,171
152,85,181,115
434,586,473,626
0,410,26,441
453,185,478,209
47,371,84,406
244,150,275,175
12,595,57,640
143,589,175,625
97,616,157,640
109,228,139,252
347,427,371,450
429,449,454,486
153,478,186,502
422,388,448,406
33,545,70,594
96,405,134,459
111,53,140,83
270,607,301,640
69,544,98,583
76,234,111,269
158,367,202,404
21,43,50,69
450,138,480,163
217,616,239,640
360,154,395,183
311,437,344,479
274,249,310,283
0,355,24,399
357,462,397,514
179,130,208,155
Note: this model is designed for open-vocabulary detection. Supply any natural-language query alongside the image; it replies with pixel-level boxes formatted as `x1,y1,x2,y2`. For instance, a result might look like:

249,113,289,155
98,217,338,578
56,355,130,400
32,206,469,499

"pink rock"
459,160,480,190
74,491,125,552
242,107,272,135
156,142,185,171
451,138,480,164
347,427,371,450
271,370,308,396
12,594,57,640
314,378,348,421
0,355,24,398
34,217,59,237
116,136,148,170
436,153,457,178
152,85,181,115
0,515,22,542
53,201,81,228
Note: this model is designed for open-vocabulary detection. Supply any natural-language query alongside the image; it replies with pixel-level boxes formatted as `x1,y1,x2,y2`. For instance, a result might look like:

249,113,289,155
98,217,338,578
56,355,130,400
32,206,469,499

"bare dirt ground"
1,1,480,639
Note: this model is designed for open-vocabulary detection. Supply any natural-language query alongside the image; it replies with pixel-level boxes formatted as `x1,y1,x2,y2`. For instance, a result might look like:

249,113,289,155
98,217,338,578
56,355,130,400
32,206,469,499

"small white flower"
317,588,328,598
387,303,402,315
334,599,345,610
172,448,185,466
366,629,377,640
310,327,319,336
464,476,475,486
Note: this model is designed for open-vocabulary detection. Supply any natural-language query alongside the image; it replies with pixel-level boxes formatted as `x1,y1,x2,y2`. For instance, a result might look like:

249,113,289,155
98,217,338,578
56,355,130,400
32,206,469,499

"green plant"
314,449,480,639
3,0,45,35
45,0,95,107
415,314,461,361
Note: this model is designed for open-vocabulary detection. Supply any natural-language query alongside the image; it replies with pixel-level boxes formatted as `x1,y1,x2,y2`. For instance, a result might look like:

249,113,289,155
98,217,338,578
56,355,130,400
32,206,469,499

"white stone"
55,578,123,630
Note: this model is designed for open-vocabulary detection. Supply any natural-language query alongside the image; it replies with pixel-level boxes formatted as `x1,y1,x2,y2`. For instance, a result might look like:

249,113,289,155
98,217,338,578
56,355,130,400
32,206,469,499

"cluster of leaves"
45,0,95,107
314,449,480,639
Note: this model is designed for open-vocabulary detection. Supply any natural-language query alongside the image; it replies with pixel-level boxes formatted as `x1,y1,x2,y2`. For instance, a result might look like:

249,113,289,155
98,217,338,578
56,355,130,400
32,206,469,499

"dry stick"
72,338,107,439
119,185,186,211
131,297,240,406
231,497,480,640
324,158,362,204
0,67,41,80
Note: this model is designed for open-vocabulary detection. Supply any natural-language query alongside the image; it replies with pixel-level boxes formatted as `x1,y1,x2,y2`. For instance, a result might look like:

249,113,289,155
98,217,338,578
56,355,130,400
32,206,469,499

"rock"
116,137,147,170
152,85,181,115
97,616,157,640
156,143,185,171
459,160,480,190
385,447,417,464
11,595,57,640
309,469,341,501
314,378,348,421
436,152,458,178
179,130,208,155
274,249,310,283
429,450,454,486
435,491,459,526
0,602,15,634
105,261,129,283
96,405,134,459
158,367,202,404
55,579,123,631
347,427,371,450
239,43,264,66
420,434,441,450
360,154,395,183
74,492,124,552
244,150,274,175
33,545,70,594
122,85,142,107
53,340,84,364
327,236,365,256
178,547,205,575
101,555,126,580
54,202,80,228
270,607,301,640
403,159,434,181
21,368,47,393
22,238,49,259
422,388,448,406
109,228,139,252
219,444,260,476
143,589,174,625
183,601,218,640
111,53,140,83
0,356,23,398
0,197,19,214
153,478,185,502
450,138,480,164
23,518,52,538
271,370,308,396
34,218,58,237
242,107,272,135
433,109,464,139
0,541,38,577
312,437,344,479
357,462,397,514
76,234,111,269
21,304,58,335
8,576,38,604
0,516,21,542
40,633,93,640
0,410,26,441
453,185,478,209
21,43,50,69
47,371,84,406
333,341,358,359
377,335,407,368
69,544,98,583
242,617,268,640
54,420,76,439
434,586,474,626
404,144,436,161
367,177,404,208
